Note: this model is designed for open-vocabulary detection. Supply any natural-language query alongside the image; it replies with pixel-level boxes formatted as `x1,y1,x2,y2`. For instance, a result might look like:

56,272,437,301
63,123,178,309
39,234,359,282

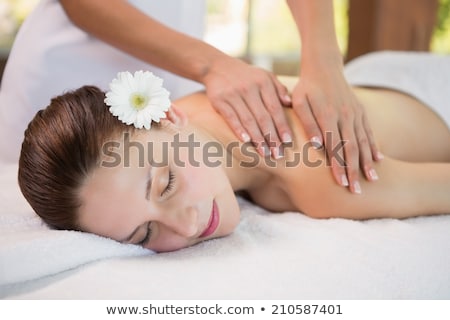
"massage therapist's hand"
291,57,382,194
202,55,293,159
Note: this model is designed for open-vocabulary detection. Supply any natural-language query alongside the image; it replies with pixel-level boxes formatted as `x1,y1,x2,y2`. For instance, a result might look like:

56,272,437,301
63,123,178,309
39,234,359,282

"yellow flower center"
130,93,149,110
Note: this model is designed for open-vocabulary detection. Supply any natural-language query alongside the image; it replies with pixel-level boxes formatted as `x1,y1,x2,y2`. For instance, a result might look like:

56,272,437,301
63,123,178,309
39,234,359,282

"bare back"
278,76,450,163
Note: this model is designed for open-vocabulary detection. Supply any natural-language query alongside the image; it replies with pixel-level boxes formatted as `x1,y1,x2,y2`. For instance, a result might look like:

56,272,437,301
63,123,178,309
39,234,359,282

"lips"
199,200,220,238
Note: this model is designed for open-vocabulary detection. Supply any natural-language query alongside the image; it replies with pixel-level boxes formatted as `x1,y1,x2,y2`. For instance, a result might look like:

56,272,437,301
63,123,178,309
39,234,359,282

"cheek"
149,232,191,252
178,161,228,201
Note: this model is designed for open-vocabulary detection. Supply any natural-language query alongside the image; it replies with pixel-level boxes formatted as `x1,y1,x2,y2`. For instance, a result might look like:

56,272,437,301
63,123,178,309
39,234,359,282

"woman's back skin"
174,76,450,220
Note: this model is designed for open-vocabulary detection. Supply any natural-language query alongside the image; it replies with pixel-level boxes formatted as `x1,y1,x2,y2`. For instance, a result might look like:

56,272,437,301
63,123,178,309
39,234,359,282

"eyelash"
138,171,175,246
161,171,175,196
138,171,174,247
138,222,152,247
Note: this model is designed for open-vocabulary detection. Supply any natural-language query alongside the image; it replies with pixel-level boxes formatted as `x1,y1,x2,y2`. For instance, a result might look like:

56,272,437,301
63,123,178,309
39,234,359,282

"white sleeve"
0,0,206,163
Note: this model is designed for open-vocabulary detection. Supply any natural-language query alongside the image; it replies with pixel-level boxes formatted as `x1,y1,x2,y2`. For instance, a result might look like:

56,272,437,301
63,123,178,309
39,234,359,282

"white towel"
344,51,450,127
1,163,450,298
0,164,150,286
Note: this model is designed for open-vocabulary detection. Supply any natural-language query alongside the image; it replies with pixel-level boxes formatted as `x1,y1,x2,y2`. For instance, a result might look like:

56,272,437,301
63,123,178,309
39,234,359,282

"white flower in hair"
104,71,171,129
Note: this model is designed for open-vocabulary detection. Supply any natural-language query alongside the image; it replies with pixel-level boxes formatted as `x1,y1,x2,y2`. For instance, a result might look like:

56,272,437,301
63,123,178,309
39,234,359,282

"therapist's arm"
286,0,381,194
60,0,294,159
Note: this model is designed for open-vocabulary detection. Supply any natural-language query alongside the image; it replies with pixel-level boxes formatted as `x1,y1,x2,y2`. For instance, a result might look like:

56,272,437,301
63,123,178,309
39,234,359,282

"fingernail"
241,132,251,143
264,145,271,157
257,146,264,157
311,136,323,149
341,174,349,187
376,151,385,160
284,94,292,103
368,168,379,181
353,181,362,194
282,133,292,144
259,144,271,157
272,146,284,159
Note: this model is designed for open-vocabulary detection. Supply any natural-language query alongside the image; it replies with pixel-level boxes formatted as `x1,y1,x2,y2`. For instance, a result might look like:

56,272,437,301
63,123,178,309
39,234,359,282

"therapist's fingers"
357,113,380,182
271,74,293,107
213,95,269,158
323,119,349,190
306,96,350,188
292,96,324,149
263,74,292,143
293,96,349,188
258,76,294,155
363,113,384,162
241,86,282,158
339,116,362,194
212,98,248,142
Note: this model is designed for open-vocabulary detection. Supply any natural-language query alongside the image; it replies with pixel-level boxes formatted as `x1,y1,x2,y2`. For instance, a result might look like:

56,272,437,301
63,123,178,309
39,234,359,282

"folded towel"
0,164,150,286
344,51,450,127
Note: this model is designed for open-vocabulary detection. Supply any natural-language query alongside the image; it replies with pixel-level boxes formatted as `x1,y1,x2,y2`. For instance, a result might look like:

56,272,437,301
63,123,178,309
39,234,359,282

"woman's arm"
59,0,293,158
286,0,381,194
296,156,450,220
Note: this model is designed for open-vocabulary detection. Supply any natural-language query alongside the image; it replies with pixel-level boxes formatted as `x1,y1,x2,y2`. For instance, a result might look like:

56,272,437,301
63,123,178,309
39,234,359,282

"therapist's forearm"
286,0,342,64
59,0,229,83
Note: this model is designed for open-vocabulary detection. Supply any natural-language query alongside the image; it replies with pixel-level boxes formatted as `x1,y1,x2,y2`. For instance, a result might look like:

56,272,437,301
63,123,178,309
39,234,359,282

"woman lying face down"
18,76,450,252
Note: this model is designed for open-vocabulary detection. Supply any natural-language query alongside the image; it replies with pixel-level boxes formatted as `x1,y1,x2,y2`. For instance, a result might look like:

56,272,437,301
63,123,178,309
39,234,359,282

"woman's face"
78,121,240,252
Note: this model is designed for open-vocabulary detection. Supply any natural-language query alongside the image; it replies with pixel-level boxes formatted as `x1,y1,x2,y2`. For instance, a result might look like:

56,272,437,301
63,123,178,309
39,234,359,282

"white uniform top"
0,0,205,163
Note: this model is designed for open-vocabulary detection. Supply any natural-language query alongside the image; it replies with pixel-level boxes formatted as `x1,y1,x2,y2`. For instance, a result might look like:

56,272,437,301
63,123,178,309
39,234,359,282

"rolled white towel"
345,51,450,127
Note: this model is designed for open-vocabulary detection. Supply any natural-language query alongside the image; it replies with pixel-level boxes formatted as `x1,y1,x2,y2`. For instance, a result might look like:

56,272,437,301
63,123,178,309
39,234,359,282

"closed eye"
145,170,153,200
137,222,152,246
161,171,175,196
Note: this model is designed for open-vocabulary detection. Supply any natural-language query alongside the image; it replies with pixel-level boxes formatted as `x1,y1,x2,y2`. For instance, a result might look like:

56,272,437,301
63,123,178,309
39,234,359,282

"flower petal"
104,70,172,130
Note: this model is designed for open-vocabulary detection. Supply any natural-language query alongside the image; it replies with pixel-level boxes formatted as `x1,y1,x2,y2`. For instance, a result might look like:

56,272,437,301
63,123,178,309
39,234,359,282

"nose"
160,206,199,237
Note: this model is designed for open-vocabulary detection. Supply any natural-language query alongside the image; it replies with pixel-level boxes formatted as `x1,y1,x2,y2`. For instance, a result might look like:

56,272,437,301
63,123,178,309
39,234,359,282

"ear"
162,104,188,127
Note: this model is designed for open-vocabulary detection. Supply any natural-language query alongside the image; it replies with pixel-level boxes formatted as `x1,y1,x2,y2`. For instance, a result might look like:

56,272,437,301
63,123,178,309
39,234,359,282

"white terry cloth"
2,194,450,299
1,162,450,298
344,51,450,127
0,0,205,163
0,164,151,286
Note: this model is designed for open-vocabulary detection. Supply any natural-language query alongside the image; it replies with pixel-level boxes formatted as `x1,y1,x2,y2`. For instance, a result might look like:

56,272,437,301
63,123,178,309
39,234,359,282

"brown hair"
18,86,134,230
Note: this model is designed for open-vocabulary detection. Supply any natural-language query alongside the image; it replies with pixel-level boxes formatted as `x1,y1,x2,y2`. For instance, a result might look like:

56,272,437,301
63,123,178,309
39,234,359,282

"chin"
223,207,241,236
